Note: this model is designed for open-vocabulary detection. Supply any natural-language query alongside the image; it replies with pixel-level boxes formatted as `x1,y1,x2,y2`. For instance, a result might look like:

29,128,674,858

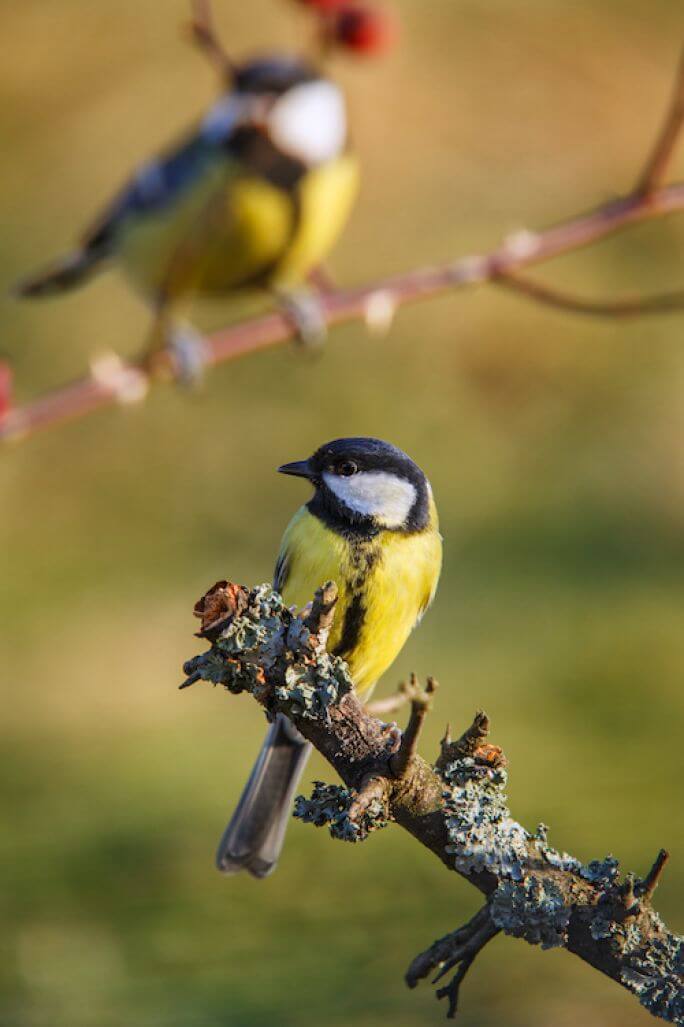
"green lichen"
491,876,570,949
439,756,529,879
294,781,389,842
437,755,629,956
183,583,352,719
621,931,684,1024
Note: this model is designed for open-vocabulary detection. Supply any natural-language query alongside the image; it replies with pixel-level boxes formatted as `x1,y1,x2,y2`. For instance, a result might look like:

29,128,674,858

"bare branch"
5,178,684,445
181,581,683,1024
636,46,684,197
187,0,234,81
640,848,671,903
366,680,412,718
389,675,437,779
496,273,684,319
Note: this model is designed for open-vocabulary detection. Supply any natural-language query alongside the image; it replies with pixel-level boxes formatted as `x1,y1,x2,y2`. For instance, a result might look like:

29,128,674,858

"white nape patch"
323,471,417,528
268,81,346,166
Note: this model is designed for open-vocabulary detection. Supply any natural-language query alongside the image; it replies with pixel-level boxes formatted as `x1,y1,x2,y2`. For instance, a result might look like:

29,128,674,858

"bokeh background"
1,1,683,1025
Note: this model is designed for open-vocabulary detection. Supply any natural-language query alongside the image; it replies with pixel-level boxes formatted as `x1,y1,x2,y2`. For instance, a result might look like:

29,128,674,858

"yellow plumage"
276,497,442,697
116,152,360,302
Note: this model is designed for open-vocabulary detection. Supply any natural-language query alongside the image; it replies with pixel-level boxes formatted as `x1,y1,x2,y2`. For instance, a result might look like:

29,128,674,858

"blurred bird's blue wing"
81,133,220,254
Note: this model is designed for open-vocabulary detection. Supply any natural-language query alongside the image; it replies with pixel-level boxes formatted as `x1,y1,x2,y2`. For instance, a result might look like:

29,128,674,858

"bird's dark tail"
13,248,105,298
216,713,311,878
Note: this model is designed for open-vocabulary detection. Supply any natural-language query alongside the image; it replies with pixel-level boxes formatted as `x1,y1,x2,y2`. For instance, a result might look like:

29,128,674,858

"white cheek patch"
268,81,347,165
323,471,417,528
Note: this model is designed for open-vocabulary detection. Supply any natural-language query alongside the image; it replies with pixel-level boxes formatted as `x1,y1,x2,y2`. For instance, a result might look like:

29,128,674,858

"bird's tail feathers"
13,248,105,299
216,713,311,879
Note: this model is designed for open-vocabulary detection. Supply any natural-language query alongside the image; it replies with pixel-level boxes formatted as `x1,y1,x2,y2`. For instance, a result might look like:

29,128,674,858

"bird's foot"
276,289,328,350
167,323,211,387
142,323,210,388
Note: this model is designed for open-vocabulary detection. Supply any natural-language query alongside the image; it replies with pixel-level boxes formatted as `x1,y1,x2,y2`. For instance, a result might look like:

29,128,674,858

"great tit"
216,436,442,877
15,57,359,371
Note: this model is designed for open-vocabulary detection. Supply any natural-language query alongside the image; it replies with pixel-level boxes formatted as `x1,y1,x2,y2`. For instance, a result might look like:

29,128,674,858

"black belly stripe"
332,590,366,659
332,543,380,660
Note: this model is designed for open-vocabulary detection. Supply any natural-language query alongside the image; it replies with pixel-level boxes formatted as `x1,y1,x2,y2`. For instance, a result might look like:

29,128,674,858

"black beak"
277,459,313,479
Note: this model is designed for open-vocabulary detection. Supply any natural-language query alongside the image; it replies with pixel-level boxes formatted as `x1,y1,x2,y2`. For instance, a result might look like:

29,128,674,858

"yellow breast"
277,502,442,698
116,152,359,301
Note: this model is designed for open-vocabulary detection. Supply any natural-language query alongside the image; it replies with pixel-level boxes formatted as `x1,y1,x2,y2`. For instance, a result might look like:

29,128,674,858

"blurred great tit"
15,57,359,370
216,437,442,878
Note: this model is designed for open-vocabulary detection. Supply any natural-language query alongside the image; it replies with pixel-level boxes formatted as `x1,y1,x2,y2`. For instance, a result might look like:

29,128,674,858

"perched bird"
14,56,359,372
217,436,442,877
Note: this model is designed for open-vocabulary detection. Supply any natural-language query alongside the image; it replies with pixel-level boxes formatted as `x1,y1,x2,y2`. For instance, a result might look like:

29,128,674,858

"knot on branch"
182,580,352,719
294,778,390,842
436,710,506,772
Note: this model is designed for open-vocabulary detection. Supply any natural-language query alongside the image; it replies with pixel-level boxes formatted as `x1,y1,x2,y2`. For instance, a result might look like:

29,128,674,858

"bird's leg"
307,265,337,295
273,287,328,350
141,304,210,388
166,321,211,388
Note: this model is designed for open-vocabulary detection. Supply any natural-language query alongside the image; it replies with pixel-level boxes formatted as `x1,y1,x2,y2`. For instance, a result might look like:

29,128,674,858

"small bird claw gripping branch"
3,36,684,443
181,580,683,1023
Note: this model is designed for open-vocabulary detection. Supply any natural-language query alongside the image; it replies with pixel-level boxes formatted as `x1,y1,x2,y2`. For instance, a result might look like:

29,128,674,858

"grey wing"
273,548,290,594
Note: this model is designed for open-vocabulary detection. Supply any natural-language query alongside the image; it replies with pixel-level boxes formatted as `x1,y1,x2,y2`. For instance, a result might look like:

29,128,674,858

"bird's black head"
233,57,320,95
202,55,348,173
278,437,432,536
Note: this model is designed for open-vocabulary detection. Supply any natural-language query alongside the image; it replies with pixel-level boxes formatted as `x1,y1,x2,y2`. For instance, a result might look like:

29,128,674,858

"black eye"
336,461,358,477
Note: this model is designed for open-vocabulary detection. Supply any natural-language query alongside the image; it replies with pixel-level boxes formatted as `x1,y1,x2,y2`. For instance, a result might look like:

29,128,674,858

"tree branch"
496,274,684,319
187,0,234,81
181,580,683,1024
4,41,684,444
4,178,684,445
636,46,684,197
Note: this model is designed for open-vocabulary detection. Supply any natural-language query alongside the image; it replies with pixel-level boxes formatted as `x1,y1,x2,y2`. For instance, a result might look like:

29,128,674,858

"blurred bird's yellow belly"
278,504,441,697
116,153,359,302
269,152,359,286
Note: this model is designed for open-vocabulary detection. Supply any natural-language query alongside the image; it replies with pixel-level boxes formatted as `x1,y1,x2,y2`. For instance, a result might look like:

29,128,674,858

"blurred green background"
1,1,683,1024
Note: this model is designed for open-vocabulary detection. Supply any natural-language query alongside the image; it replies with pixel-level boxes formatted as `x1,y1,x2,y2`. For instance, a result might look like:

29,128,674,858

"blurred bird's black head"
279,437,432,535
233,56,320,95
202,55,348,170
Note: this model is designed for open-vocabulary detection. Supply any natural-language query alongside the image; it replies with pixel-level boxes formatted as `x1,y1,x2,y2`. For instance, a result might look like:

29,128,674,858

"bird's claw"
167,324,211,387
278,290,328,349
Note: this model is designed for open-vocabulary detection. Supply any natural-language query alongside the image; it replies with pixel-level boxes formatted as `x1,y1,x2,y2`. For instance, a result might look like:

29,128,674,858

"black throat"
307,492,381,541
227,128,307,192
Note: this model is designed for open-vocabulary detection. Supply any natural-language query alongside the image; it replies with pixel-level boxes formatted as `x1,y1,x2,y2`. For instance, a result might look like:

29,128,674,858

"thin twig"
188,0,234,80
347,773,389,824
390,675,437,779
640,848,670,902
636,46,684,197
366,680,411,717
406,906,492,987
435,918,499,1019
303,580,339,636
496,273,684,318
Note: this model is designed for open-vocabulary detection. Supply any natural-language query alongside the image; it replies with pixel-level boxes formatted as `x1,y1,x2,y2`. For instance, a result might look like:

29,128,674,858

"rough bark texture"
182,581,683,1022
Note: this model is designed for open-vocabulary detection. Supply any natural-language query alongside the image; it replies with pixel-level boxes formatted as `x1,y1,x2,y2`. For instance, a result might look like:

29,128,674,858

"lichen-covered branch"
181,580,683,1024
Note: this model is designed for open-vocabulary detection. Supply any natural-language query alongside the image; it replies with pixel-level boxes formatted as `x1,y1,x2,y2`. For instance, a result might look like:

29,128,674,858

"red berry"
333,5,398,55
0,362,13,421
